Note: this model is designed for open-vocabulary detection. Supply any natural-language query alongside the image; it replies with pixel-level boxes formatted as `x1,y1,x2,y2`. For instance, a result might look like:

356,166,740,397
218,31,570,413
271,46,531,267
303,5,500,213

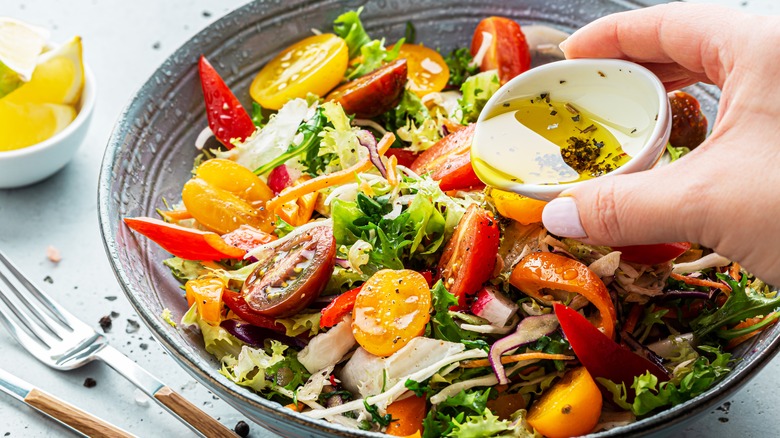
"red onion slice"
488,313,559,384
356,129,386,178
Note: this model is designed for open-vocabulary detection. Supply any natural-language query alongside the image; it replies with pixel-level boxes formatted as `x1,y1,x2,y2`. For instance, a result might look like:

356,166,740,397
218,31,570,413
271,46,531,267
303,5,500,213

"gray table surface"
0,0,777,437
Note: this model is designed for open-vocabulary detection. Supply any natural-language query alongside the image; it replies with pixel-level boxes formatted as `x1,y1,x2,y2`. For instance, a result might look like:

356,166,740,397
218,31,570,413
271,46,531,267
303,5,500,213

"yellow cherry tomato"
182,159,274,234
250,34,349,110
488,187,547,225
185,275,226,325
526,367,603,438
352,270,432,357
396,44,449,97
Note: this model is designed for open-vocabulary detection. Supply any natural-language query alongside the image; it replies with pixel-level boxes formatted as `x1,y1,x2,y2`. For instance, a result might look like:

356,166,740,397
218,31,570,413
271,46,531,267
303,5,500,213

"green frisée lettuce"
163,257,206,283
430,281,481,343
332,7,403,79
348,38,404,79
459,70,500,123
276,312,321,337
315,101,362,172
182,303,243,359
598,346,732,417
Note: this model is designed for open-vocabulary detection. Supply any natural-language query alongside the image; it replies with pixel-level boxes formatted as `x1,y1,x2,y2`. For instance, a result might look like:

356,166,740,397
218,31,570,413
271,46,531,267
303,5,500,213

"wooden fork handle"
24,388,134,438
153,386,236,438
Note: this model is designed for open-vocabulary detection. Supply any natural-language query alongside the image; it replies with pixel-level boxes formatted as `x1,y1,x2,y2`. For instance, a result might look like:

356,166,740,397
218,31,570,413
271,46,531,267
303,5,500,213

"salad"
125,9,780,438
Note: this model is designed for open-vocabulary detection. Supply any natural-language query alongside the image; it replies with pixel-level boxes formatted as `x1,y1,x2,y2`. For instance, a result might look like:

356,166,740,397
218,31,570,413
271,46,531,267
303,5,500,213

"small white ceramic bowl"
472,59,670,201
0,65,96,189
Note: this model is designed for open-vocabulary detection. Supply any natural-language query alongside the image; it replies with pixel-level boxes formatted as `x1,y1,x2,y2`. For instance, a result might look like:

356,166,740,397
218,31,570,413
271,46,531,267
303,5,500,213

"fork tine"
0,269,72,340
0,250,78,330
0,295,53,358
0,279,62,348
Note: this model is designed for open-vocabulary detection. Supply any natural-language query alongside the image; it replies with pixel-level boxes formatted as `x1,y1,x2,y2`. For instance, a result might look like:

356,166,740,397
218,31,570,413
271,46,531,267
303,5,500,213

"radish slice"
471,287,519,327
489,314,559,384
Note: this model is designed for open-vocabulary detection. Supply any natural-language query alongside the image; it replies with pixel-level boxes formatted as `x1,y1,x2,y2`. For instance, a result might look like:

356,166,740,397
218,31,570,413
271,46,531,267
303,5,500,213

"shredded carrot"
730,262,742,282
265,132,395,213
386,154,399,186
284,402,305,412
157,209,193,222
623,304,643,335
461,352,575,369
670,272,731,293
726,312,779,350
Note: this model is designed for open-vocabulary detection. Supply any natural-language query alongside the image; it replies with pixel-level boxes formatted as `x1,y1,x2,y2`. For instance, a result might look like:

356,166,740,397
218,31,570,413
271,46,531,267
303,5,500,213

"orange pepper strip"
275,176,318,227
510,252,617,339
622,304,643,335
265,132,395,213
670,272,731,293
730,262,742,282
284,402,305,412
124,217,246,260
385,394,426,437
726,312,780,350
461,352,575,369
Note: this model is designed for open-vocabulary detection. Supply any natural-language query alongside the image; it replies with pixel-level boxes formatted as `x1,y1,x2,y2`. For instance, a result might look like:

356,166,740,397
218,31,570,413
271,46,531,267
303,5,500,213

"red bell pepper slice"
198,55,256,148
320,286,362,328
554,304,669,388
612,242,691,265
124,217,245,261
223,290,286,332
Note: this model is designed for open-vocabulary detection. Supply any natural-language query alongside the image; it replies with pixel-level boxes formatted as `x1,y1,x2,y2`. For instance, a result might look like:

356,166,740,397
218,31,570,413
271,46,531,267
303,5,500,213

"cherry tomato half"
242,226,336,317
437,205,500,308
526,367,602,438
182,159,274,234
395,44,449,97
410,123,484,191
326,58,408,118
471,17,531,85
352,269,432,357
668,91,707,149
250,34,349,110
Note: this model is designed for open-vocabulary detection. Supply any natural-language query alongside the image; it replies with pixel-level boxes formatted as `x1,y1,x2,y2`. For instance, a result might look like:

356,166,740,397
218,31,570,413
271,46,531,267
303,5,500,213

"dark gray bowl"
98,1,780,437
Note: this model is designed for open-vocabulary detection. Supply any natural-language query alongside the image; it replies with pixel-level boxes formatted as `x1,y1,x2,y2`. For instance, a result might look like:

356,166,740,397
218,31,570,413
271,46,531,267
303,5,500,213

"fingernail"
558,39,569,56
542,197,587,238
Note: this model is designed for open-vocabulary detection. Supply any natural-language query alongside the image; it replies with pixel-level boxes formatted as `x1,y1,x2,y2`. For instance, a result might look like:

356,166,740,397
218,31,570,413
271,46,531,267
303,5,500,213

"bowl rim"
97,1,780,437
0,64,97,160
474,58,670,199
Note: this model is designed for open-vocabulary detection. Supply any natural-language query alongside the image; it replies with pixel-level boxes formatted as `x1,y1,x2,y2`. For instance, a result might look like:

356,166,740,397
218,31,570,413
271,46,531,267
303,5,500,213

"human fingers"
541,158,711,246
561,3,745,88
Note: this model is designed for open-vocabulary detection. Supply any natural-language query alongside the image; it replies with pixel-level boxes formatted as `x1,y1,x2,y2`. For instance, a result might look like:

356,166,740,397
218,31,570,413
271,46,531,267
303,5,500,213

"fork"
0,250,236,438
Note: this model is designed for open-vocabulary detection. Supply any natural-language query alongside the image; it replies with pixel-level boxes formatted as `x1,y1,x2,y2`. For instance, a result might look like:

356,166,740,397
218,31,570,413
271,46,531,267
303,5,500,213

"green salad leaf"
691,274,780,338
333,8,372,58
459,70,500,123
444,47,480,89
666,143,690,162
276,312,321,337
598,346,732,416
163,257,206,283
429,281,481,343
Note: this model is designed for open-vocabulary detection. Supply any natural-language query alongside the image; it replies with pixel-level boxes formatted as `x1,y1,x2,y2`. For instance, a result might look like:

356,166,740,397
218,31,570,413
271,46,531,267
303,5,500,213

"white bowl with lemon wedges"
0,18,95,188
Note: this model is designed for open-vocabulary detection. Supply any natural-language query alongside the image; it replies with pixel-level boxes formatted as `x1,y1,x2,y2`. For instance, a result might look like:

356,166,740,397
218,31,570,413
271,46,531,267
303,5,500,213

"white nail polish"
542,197,587,238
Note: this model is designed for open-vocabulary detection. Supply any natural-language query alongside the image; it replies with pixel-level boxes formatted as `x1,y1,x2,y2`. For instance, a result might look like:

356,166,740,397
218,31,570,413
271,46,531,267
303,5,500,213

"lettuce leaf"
333,8,372,58
163,257,206,283
598,346,732,416
429,281,481,343
181,303,243,360
348,38,404,79
421,388,492,438
666,143,690,162
315,101,361,172
275,312,321,337
459,70,500,123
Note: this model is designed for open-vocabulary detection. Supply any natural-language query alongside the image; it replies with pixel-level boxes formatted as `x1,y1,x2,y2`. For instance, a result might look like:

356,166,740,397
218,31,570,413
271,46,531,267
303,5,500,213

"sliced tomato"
395,43,449,97
198,56,256,148
221,225,276,252
250,34,349,110
222,290,286,332
386,148,420,168
320,286,362,329
437,205,500,308
612,242,691,265
242,226,336,317
352,270,431,356
410,123,483,191
470,17,531,85
326,59,408,118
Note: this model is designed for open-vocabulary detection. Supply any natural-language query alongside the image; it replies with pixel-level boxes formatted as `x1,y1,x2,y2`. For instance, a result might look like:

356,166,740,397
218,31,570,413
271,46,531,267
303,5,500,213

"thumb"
541,162,708,246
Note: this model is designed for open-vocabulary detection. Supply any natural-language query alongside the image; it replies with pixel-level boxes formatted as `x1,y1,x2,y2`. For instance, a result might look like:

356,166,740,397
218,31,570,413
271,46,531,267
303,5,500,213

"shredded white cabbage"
672,253,731,275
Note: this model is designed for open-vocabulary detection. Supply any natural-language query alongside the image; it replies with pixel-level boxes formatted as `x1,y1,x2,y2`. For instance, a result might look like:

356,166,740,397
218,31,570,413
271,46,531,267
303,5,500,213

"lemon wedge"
4,36,84,106
0,100,76,151
0,17,49,98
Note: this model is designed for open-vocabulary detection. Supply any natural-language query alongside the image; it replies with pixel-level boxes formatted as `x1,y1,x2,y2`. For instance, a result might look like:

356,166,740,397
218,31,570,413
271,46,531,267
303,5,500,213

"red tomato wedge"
320,286,362,329
470,17,531,85
223,290,286,332
554,304,670,389
612,242,691,265
124,217,245,261
410,123,484,191
437,205,500,308
242,226,336,317
385,148,420,168
198,56,255,148
326,59,408,118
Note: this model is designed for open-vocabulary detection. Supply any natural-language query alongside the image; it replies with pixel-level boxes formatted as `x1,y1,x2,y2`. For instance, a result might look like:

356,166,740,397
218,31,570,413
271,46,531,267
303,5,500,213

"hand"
541,3,780,285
